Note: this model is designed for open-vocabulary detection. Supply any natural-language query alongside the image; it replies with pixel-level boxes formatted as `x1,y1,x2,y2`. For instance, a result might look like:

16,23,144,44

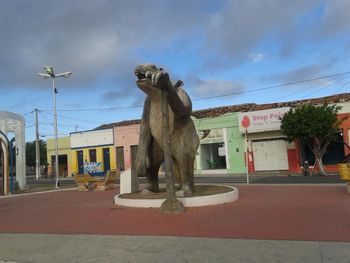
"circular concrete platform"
114,185,238,208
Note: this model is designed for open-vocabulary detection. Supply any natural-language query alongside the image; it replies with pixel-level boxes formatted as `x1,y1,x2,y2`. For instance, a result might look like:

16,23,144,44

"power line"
41,105,143,112
41,111,100,125
38,110,52,123
40,133,70,137
36,70,350,113
334,79,350,95
24,113,36,121
36,121,79,129
193,70,350,101
298,74,350,100
265,73,350,103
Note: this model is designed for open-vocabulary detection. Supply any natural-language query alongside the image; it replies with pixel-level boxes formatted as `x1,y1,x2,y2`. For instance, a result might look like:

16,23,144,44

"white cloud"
0,0,209,89
249,53,265,63
192,79,245,98
205,0,320,66
0,0,347,95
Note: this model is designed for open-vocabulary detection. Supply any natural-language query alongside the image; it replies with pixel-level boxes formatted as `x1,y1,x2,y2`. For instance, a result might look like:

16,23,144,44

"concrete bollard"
120,169,139,194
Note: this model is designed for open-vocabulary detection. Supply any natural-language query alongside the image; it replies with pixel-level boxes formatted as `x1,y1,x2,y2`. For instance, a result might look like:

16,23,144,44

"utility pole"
34,108,41,180
75,124,78,132
39,66,72,189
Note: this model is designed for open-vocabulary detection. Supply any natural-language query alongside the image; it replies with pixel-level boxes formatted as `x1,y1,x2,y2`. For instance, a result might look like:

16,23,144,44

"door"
51,155,56,176
77,150,84,174
116,146,125,171
58,155,68,177
103,148,110,172
130,145,138,170
252,139,289,171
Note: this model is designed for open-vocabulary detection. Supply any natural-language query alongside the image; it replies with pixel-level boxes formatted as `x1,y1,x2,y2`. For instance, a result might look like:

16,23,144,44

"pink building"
113,121,141,171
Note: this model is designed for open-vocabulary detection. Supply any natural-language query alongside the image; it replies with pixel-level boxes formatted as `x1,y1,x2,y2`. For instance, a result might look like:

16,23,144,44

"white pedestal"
120,169,139,194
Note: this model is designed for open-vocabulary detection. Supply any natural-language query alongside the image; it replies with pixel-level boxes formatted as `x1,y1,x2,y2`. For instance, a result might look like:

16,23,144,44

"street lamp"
38,66,72,189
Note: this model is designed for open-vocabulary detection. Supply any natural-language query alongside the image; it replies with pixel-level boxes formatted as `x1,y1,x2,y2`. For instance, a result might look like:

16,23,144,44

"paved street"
1,184,349,262
26,173,345,186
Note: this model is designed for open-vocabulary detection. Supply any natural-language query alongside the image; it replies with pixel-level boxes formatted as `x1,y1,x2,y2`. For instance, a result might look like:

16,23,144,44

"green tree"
26,140,47,167
281,103,344,176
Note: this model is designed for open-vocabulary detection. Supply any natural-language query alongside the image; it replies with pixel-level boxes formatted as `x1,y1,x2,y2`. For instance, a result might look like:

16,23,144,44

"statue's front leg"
135,97,151,178
145,139,164,193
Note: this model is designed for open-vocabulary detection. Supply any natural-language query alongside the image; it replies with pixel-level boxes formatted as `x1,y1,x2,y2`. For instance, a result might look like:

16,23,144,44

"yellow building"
47,136,72,177
70,129,116,175
70,146,116,175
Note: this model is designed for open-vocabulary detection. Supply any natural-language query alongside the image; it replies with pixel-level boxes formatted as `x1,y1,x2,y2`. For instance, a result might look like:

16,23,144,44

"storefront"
300,106,350,174
238,107,300,173
198,128,227,171
70,129,116,176
193,113,245,175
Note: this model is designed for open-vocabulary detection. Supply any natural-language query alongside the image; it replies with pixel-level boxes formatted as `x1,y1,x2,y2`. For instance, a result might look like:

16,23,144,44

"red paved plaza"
0,185,349,241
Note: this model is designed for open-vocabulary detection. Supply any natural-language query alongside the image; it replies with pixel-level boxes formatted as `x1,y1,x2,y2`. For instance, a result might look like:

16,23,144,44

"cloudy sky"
1,0,350,141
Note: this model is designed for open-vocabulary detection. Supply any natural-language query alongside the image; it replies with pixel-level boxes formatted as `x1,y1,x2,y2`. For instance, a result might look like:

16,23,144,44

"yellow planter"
337,163,350,181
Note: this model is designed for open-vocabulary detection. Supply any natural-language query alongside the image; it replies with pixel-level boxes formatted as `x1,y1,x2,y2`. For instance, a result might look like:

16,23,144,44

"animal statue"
134,64,199,196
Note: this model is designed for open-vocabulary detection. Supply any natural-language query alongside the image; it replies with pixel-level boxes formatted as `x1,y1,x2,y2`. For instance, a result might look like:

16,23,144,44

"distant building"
47,136,71,177
95,120,141,172
70,128,116,176
192,113,245,175
49,92,350,177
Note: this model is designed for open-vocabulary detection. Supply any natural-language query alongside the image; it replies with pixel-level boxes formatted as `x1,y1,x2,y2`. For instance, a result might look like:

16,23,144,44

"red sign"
241,116,250,128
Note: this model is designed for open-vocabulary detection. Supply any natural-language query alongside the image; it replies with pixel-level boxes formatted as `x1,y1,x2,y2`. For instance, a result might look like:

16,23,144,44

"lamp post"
38,66,72,189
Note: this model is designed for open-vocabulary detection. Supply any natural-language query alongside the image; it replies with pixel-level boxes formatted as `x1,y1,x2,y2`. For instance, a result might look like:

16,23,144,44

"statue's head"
134,64,159,79
134,64,163,94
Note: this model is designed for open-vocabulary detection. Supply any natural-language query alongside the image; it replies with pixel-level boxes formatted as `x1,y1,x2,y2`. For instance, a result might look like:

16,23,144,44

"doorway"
116,146,125,171
200,143,227,170
51,154,68,176
252,139,289,171
130,145,138,170
103,148,110,172
77,151,84,174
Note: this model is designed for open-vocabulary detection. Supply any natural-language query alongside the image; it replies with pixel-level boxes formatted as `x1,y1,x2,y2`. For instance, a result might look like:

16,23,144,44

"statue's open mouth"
135,64,159,82
135,72,148,80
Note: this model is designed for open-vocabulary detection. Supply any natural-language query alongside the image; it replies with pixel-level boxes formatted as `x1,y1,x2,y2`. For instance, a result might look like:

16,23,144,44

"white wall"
70,129,114,148
337,101,350,114
0,111,26,189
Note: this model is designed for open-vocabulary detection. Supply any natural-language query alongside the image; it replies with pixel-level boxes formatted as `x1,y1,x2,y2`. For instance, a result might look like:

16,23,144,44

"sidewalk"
1,234,349,263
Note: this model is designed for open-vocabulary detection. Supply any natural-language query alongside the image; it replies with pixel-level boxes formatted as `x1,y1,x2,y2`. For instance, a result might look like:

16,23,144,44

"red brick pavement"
0,185,349,241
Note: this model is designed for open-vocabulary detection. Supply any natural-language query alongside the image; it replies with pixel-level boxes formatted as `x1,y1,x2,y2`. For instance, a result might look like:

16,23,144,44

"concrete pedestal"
115,185,238,208
120,169,139,194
